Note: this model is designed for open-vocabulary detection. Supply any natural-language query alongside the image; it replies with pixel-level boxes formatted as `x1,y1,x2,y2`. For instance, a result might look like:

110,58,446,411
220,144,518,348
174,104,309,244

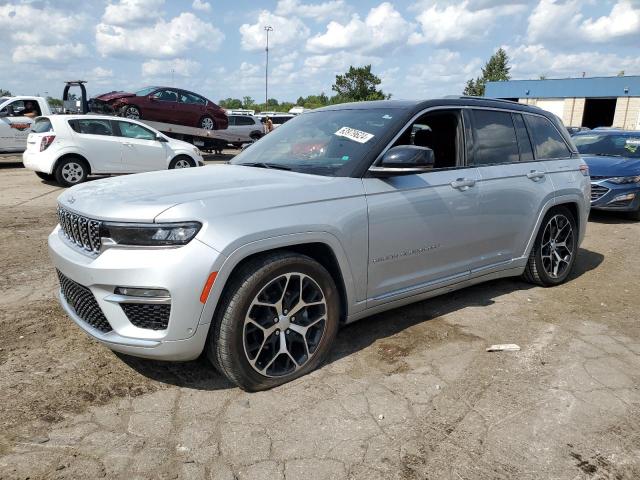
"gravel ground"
0,157,639,480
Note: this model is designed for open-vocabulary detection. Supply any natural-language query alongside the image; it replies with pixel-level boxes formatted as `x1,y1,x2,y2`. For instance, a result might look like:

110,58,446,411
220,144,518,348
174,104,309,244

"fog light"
610,193,635,203
114,287,170,298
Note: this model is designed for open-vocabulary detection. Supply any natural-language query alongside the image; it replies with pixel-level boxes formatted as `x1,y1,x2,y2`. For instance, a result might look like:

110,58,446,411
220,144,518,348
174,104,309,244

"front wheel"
207,252,340,391
199,116,216,130
121,105,141,120
523,206,578,286
54,157,88,187
169,155,196,169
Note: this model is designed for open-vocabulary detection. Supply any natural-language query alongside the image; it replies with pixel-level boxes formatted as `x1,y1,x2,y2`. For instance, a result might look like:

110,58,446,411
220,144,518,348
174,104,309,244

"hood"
582,155,640,178
93,91,136,102
56,165,361,223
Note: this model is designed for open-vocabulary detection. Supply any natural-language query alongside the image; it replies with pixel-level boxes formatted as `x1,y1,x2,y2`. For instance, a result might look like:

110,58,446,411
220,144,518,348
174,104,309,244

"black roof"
314,96,548,117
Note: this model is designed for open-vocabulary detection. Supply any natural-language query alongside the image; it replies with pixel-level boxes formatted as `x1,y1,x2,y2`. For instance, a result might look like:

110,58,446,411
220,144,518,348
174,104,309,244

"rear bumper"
23,149,56,174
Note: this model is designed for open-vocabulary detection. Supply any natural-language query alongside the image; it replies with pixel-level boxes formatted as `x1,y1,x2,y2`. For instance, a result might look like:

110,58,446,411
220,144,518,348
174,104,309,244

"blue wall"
485,76,640,99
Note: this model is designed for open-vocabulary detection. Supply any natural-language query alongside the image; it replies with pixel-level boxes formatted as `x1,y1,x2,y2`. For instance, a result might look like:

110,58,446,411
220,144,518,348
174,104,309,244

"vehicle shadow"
0,161,23,169
589,211,637,224
118,247,604,391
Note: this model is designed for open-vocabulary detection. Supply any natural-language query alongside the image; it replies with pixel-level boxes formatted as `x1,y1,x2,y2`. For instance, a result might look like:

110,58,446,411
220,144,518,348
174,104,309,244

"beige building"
486,76,640,130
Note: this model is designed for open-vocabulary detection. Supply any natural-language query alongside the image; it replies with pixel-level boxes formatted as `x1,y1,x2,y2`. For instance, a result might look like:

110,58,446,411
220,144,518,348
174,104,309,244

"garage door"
536,100,565,119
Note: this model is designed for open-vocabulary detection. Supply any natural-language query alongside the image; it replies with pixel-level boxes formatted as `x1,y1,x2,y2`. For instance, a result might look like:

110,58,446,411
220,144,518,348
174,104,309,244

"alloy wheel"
174,158,192,168
540,214,574,279
61,162,84,184
126,107,140,119
243,273,327,377
201,117,215,130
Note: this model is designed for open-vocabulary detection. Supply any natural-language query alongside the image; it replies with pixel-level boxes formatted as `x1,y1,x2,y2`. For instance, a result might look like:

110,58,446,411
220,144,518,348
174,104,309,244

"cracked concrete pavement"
0,160,639,479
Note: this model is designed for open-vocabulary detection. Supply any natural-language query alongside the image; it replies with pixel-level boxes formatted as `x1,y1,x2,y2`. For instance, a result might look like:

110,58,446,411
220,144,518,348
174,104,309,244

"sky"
0,0,639,103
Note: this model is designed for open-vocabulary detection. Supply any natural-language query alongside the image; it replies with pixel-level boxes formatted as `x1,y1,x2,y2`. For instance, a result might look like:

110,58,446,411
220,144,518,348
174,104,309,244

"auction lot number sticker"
335,126,374,144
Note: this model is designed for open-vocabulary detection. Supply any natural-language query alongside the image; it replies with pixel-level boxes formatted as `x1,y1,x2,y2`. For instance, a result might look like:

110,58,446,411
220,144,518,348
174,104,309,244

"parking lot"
1,155,639,479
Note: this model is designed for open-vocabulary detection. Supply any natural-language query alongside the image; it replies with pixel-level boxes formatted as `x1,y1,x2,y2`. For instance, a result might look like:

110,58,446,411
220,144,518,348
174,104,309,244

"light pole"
264,25,273,110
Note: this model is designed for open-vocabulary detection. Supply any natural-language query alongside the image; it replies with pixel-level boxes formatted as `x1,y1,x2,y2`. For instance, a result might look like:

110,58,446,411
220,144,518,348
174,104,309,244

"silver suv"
49,98,590,391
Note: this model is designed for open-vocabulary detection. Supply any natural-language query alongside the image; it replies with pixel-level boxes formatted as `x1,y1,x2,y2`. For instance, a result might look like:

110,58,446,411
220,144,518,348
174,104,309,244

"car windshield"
574,133,640,158
135,87,158,96
231,108,401,176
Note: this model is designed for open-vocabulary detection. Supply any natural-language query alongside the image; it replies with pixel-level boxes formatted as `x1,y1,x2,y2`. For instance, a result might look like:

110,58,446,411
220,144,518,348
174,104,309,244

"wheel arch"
53,152,92,175
200,235,355,329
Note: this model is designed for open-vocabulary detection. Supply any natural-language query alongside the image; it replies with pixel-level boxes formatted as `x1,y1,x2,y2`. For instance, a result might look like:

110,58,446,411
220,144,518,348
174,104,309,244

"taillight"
579,164,589,176
40,135,56,151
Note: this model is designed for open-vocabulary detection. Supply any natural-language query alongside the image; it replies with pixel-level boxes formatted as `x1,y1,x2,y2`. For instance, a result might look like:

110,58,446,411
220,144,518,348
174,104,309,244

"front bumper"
48,226,222,360
591,181,640,212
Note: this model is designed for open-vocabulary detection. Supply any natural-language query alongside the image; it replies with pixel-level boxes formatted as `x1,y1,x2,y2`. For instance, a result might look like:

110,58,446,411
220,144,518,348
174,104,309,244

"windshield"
135,86,158,96
231,108,401,176
574,133,640,158
0,97,9,106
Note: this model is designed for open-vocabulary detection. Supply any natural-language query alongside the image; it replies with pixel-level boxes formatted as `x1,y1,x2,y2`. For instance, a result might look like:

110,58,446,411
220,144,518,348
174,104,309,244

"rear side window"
272,116,292,125
69,119,113,136
512,114,534,162
524,114,571,159
32,118,53,133
470,110,519,165
236,116,255,126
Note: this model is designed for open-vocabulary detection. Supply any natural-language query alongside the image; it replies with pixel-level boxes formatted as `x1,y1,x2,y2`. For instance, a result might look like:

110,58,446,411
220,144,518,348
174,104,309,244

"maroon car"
94,86,228,130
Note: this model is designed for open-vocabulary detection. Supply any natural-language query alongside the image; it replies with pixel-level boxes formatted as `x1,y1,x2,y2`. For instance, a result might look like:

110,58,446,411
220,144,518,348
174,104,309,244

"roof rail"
444,95,523,105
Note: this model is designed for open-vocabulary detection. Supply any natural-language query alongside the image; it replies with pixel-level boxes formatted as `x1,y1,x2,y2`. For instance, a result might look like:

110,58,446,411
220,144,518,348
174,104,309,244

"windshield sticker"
625,139,639,153
335,126,374,144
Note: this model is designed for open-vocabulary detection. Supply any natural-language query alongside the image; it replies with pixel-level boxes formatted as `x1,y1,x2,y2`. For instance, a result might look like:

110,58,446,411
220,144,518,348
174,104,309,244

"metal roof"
485,76,640,99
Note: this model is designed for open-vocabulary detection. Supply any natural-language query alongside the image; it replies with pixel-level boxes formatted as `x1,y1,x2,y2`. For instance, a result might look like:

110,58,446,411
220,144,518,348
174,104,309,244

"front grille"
121,304,171,330
57,206,102,253
590,184,609,202
57,270,112,333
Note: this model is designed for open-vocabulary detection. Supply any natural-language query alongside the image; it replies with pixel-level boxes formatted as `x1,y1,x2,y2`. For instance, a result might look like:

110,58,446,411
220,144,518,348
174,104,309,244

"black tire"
523,206,578,287
250,132,263,141
199,116,216,130
168,155,196,169
206,252,340,391
54,157,89,187
35,171,55,182
121,105,141,120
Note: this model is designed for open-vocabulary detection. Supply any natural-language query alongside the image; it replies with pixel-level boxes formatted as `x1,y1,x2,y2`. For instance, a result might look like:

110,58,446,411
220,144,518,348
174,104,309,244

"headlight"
101,222,201,247
193,147,202,156
608,176,640,184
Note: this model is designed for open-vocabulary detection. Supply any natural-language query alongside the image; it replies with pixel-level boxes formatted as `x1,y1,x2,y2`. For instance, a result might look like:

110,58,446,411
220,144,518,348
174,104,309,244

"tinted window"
236,116,255,126
71,119,113,136
272,116,293,125
117,121,156,140
32,118,53,133
179,91,206,105
470,110,519,165
153,89,179,102
525,115,571,159
135,87,159,96
512,114,534,162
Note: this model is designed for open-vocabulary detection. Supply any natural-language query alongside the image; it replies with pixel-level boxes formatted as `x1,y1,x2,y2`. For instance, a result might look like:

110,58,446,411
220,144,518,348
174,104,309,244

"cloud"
91,66,114,79
142,58,201,77
102,0,164,26
12,43,88,63
409,1,526,45
192,0,211,12
306,2,412,54
96,12,224,58
239,11,310,51
404,49,482,95
527,0,640,44
303,51,382,74
275,0,349,22
506,44,640,78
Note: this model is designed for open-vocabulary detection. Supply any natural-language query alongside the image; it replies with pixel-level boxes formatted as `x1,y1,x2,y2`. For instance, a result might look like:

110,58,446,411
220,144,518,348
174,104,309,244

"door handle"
526,170,545,180
450,178,476,190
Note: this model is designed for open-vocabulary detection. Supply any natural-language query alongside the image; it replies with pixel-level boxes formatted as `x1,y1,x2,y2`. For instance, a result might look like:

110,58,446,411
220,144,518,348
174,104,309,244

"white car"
23,115,204,187
226,115,263,145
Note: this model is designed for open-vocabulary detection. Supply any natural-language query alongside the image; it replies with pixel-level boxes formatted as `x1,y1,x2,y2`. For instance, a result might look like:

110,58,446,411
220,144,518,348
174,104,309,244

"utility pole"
264,25,273,110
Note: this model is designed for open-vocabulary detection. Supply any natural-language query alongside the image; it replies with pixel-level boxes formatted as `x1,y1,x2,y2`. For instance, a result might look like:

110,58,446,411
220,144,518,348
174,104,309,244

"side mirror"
3,105,15,117
369,145,435,177
156,134,168,142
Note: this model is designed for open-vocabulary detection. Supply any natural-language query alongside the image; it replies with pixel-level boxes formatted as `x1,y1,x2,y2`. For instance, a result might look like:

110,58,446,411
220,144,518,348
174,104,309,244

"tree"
539,74,547,80
218,98,243,109
331,65,389,102
463,48,511,97
47,96,63,107
0,88,11,96
617,70,625,77
242,96,255,109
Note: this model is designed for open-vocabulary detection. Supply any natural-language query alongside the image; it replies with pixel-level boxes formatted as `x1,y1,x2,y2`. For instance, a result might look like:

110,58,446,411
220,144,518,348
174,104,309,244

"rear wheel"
523,206,577,287
122,105,141,120
169,155,196,169
207,252,340,391
54,157,88,187
200,116,216,130
35,171,55,182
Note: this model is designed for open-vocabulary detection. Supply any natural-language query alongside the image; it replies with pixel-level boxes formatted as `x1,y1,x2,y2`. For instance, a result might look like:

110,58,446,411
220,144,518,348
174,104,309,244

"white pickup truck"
0,96,52,152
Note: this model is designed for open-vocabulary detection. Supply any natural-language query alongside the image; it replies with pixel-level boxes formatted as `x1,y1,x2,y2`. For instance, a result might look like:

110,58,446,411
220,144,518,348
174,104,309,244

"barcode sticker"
335,126,374,144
